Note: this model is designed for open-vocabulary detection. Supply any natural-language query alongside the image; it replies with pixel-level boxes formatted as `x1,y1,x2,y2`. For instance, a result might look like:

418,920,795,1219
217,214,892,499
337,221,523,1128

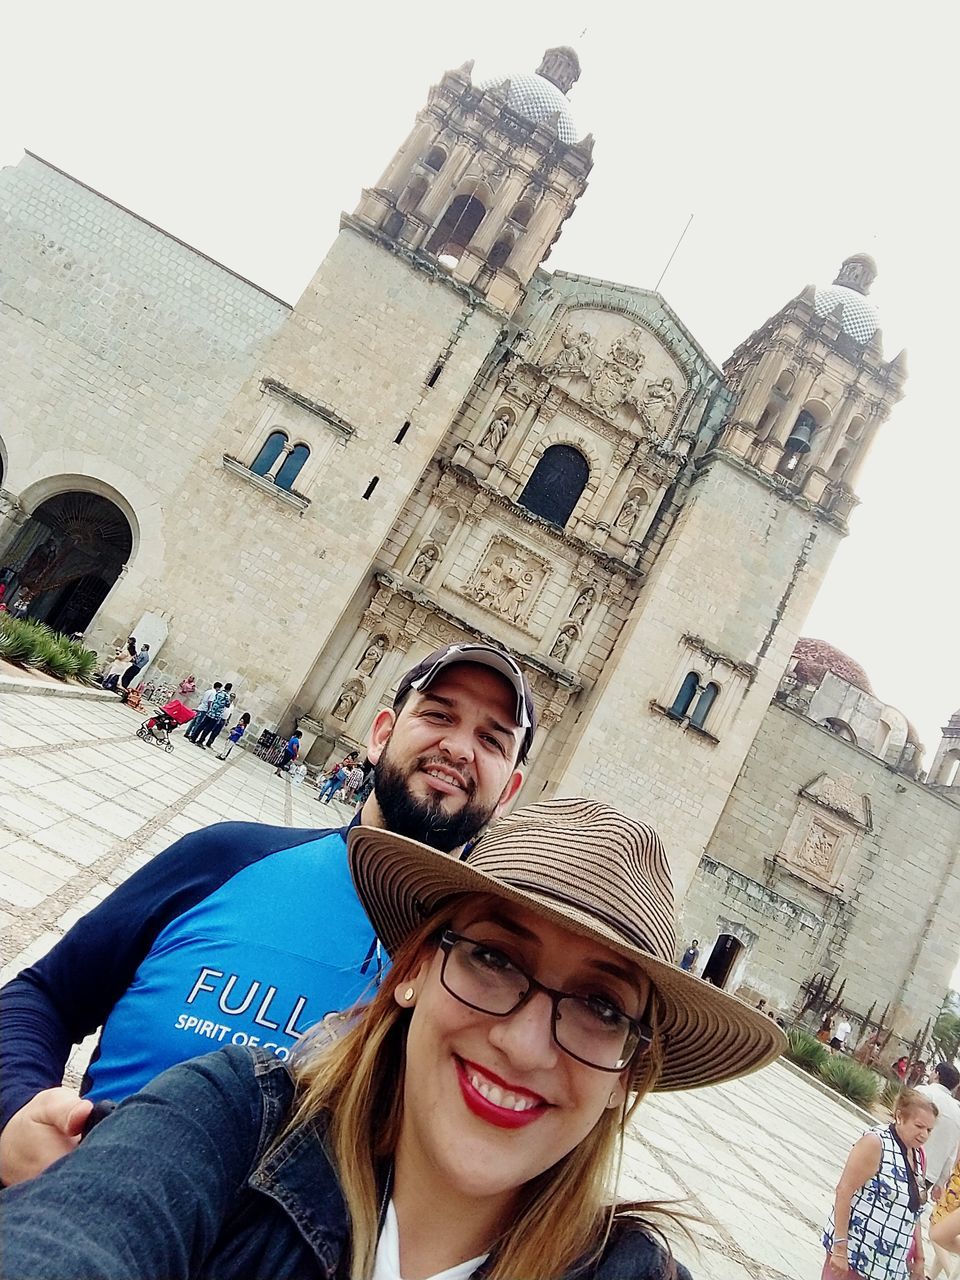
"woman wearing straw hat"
0,799,783,1280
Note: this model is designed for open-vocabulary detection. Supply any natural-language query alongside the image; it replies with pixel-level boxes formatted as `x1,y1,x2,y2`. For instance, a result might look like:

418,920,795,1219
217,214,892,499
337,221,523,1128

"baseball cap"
394,643,537,762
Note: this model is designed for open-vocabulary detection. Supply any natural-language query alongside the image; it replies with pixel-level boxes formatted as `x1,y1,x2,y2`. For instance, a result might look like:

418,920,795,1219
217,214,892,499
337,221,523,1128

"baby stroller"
136,699,196,752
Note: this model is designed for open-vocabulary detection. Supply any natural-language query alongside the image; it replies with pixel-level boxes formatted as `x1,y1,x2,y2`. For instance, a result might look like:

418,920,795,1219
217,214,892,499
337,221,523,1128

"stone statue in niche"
331,679,363,722
542,326,595,380
615,490,647,534
409,544,438,584
356,637,386,677
569,585,596,624
480,411,512,453
639,377,678,433
550,624,578,662
431,504,461,545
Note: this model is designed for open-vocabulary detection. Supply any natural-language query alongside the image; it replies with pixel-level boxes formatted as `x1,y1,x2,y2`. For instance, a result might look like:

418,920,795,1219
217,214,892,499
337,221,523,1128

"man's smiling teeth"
469,1071,539,1112
424,767,465,789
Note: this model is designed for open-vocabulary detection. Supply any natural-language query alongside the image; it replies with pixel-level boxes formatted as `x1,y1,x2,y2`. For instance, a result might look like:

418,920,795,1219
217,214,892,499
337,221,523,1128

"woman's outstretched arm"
0,1047,273,1280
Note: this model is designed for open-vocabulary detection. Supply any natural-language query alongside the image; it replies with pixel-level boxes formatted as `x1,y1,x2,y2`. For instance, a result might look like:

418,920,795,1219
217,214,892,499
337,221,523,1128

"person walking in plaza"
195,683,233,749
316,750,359,799
830,1016,852,1055
823,1086,937,1279
917,1063,960,1194
274,728,302,775
0,642,532,1186
317,760,350,803
216,712,250,760
353,756,376,810
679,939,699,971
341,759,366,804
0,798,785,1280
184,680,222,742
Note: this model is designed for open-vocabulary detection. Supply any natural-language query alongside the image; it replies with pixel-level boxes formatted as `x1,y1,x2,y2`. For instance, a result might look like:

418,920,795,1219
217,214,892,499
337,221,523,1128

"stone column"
0,489,28,562
733,347,785,427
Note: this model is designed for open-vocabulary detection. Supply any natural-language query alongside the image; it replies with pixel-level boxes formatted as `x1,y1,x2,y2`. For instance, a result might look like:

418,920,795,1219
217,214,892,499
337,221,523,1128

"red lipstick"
455,1058,548,1130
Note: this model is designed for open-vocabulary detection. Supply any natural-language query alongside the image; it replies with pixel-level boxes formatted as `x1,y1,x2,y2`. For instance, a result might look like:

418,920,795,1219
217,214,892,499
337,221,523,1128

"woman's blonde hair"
283,896,678,1280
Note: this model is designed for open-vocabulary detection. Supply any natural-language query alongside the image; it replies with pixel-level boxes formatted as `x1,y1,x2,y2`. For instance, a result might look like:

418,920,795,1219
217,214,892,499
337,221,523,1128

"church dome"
813,253,880,344
791,637,874,694
479,47,581,145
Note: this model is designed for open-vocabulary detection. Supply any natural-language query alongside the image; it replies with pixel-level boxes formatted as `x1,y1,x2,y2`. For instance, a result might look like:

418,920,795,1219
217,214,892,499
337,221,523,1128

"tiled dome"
813,253,880,344
813,284,880,344
791,637,873,694
479,72,579,145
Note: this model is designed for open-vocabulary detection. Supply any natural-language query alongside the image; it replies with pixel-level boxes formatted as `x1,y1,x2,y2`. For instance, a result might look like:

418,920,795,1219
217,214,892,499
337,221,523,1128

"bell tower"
351,48,593,313
721,253,907,516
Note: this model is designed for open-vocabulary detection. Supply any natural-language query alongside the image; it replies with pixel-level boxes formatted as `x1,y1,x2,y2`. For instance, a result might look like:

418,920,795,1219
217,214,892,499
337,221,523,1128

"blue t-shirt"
0,822,381,1118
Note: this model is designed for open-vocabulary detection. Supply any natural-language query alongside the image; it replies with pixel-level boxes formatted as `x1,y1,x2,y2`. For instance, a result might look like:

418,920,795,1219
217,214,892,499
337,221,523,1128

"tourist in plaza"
0,642,531,1186
917,1063,960,1192
830,1016,852,1054
177,673,197,702
679,939,699,971
119,640,149,692
353,757,376,810
341,759,366,804
184,680,223,741
216,712,250,760
195,683,233,749
99,646,129,691
929,1154,960,1280
0,798,784,1280
316,750,360,799
823,1086,937,1279
274,728,302,775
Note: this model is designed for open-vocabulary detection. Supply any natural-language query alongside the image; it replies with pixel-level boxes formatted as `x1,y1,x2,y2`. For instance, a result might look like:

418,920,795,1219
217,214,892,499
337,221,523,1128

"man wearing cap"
0,643,534,1185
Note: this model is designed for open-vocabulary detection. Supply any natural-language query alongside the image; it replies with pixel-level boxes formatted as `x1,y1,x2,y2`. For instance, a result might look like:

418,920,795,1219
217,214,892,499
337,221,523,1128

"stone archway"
6,490,134,634
701,934,744,989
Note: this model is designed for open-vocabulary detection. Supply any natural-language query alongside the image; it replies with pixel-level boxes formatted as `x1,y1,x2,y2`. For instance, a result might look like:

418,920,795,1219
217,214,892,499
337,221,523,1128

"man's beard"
373,746,498,853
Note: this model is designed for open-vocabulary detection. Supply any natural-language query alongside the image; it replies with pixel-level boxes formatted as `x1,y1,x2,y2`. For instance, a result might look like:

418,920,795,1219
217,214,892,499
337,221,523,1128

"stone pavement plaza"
0,687,875,1279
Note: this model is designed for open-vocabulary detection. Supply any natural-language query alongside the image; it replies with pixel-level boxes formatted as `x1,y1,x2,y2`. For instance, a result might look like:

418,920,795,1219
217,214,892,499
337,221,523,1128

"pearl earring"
608,1091,618,1108
402,986,416,1003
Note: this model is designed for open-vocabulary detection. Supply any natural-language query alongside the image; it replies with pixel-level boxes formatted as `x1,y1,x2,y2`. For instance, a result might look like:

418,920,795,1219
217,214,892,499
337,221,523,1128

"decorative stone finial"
833,253,878,296
537,46,581,95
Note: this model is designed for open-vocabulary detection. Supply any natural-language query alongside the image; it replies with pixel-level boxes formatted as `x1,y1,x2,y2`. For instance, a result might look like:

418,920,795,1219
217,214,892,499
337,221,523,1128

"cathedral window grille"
518,445,589,527
668,671,701,720
251,430,288,477
274,443,310,491
426,194,487,260
690,681,720,729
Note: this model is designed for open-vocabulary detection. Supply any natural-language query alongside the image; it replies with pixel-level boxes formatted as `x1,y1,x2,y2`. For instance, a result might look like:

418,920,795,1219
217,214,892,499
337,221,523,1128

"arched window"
424,146,446,172
509,200,534,227
668,672,700,720
518,445,589,527
275,443,310,491
251,430,287,476
488,234,514,269
935,750,960,786
690,682,720,729
822,717,857,745
426,195,487,261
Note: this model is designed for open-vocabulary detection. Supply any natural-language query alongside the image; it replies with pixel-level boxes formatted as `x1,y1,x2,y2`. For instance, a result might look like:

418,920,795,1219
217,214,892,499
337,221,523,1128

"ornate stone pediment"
800,772,872,829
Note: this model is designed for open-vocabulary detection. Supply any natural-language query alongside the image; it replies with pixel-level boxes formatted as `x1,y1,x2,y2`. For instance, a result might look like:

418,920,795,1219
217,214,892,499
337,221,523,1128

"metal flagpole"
655,213,694,293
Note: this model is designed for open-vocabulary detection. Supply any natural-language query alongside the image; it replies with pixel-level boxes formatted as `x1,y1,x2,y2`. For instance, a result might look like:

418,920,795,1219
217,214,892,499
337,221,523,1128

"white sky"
3,2,958,985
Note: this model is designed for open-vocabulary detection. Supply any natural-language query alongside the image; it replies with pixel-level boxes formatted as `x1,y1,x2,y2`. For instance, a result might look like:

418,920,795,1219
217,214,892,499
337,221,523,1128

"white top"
373,1202,487,1280
835,1020,851,1042
916,1082,960,1185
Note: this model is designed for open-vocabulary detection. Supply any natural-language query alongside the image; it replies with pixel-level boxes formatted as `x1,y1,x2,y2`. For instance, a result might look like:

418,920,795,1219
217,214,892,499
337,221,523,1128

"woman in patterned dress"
823,1088,937,1279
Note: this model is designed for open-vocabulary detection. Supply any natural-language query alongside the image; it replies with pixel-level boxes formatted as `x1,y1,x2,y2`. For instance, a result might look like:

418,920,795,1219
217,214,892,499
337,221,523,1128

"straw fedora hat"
348,797,785,1092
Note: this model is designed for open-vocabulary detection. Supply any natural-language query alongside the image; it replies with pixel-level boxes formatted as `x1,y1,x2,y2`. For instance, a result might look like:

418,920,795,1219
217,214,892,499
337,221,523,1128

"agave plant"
819,1055,880,1107
879,1078,902,1112
784,1028,828,1073
73,645,99,684
0,616,35,662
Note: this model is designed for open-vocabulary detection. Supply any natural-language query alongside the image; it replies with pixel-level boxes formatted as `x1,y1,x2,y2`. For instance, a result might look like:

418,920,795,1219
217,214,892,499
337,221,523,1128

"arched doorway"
701,934,744,989
6,490,133,633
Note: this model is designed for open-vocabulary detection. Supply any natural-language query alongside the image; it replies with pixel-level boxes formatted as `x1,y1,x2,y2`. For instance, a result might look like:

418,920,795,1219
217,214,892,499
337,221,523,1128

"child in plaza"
0,798,782,1280
216,712,250,760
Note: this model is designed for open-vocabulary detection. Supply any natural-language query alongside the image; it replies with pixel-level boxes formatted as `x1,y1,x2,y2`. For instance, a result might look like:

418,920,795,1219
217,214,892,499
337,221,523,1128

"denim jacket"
1,1046,689,1280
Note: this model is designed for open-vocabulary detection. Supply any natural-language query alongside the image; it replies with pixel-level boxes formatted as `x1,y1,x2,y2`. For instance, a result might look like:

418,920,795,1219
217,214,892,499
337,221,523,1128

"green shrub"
880,1078,902,1111
819,1055,880,1107
73,645,98,684
0,615,87,680
784,1028,828,1073
0,615,36,662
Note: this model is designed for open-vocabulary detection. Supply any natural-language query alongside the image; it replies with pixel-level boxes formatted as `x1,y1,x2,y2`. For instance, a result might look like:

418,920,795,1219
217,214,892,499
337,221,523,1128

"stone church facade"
1,47,956,1050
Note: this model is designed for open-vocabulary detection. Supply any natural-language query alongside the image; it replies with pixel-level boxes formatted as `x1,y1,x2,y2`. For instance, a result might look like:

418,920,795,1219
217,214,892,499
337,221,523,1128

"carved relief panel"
777,772,871,892
463,536,551,630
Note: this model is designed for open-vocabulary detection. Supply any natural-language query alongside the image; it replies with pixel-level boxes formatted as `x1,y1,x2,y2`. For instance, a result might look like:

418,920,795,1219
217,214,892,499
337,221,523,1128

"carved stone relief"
541,326,595,380
467,537,549,628
479,408,514,454
409,543,439,584
331,677,365,722
615,488,648,535
355,636,387,677
550,623,579,662
795,822,840,876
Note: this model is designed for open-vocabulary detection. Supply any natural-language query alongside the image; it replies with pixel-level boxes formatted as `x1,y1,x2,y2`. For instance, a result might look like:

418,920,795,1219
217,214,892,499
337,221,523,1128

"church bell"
784,412,816,454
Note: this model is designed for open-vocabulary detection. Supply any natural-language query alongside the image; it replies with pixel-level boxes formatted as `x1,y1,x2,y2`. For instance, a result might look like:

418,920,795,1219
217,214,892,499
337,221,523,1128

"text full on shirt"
84,831,380,1102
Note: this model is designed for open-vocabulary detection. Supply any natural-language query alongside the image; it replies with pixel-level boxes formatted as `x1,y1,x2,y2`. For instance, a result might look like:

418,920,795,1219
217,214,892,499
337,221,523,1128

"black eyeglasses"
437,930,653,1072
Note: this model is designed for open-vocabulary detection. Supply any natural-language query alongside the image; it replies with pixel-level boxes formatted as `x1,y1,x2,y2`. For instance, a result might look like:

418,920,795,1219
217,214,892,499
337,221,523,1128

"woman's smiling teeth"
468,1070,541,1112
